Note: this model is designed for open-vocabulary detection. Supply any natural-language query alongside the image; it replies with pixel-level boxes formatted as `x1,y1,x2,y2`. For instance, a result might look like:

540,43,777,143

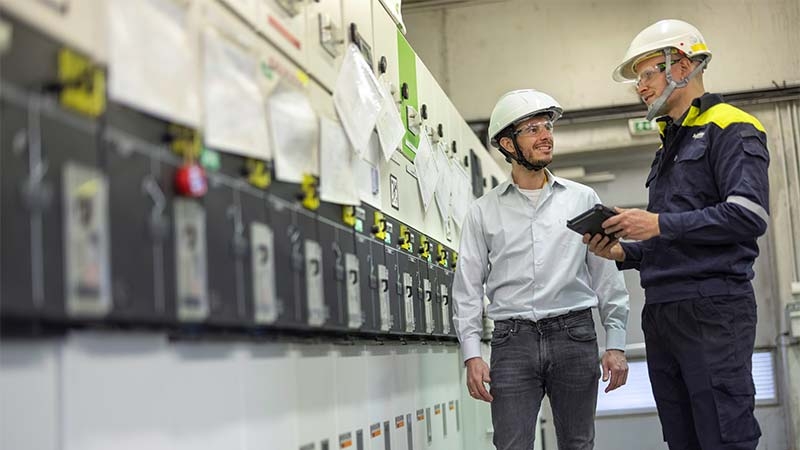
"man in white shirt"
452,89,630,450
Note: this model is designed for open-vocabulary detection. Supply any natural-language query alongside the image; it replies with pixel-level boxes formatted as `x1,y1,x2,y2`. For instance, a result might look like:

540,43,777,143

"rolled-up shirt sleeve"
452,206,489,363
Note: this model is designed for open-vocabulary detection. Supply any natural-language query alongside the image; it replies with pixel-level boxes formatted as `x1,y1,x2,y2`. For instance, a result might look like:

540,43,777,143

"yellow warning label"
300,173,320,211
58,48,105,117
296,69,310,86
372,211,387,240
342,206,357,227
167,124,201,158
245,159,271,189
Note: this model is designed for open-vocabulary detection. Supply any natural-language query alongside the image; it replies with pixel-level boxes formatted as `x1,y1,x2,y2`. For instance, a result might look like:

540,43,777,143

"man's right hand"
465,357,493,402
583,234,625,262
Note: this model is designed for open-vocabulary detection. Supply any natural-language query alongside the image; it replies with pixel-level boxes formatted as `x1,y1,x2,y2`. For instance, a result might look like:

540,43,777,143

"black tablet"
566,204,618,239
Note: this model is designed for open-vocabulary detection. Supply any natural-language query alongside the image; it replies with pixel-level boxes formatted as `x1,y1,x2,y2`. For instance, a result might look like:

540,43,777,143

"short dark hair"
495,126,514,148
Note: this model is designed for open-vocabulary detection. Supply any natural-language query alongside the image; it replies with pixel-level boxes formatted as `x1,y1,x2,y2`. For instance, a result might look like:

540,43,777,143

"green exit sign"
628,118,659,135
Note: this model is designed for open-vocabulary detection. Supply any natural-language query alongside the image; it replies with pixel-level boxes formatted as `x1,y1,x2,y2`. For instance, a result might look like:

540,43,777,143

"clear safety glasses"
513,120,554,138
635,58,683,87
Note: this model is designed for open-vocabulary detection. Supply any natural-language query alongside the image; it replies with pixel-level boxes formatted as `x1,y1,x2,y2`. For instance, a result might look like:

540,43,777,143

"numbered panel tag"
305,239,325,326
63,163,111,317
339,431,353,449
174,198,209,322
250,222,277,324
345,253,362,329
369,422,381,439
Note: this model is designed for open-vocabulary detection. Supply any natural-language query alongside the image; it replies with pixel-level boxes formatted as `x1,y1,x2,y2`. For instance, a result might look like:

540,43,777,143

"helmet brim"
612,58,639,82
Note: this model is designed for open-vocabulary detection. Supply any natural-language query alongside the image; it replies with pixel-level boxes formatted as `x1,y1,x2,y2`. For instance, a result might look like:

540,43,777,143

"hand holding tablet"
566,204,618,239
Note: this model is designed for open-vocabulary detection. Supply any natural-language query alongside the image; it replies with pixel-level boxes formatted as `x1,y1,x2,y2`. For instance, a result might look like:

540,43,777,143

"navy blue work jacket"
619,93,770,303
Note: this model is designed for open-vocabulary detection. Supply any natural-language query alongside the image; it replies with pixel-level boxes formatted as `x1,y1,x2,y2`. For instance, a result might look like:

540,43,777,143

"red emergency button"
174,162,207,197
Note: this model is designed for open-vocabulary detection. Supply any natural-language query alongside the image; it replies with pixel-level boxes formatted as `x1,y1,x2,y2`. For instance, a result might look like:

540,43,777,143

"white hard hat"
613,19,712,82
488,89,562,147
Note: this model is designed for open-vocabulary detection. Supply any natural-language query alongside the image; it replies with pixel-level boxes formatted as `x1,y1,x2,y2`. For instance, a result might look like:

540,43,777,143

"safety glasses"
635,58,683,87
513,120,554,137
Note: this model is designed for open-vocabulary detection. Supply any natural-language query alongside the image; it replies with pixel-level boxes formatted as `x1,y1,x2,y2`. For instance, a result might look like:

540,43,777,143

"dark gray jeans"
490,309,600,450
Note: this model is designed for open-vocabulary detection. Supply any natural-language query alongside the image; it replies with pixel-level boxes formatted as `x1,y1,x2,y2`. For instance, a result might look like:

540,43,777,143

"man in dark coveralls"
586,19,770,450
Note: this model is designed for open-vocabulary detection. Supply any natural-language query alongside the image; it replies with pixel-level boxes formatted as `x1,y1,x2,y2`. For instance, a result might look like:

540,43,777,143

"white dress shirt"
452,169,629,362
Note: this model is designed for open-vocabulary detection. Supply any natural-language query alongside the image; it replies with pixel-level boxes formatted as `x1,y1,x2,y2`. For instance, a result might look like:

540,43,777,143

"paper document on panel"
333,44,383,157
451,163,472,226
108,0,200,127
267,82,319,183
413,133,438,212
319,116,360,205
203,29,270,159
356,132,382,209
457,164,473,226
375,78,405,161
433,144,452,222
447,164,461,219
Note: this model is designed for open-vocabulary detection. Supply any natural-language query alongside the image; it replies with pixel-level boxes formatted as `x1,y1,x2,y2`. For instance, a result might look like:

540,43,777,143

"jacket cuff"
617,242,642,270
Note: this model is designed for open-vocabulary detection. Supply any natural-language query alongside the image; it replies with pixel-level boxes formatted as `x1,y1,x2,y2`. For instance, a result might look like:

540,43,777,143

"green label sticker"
200,148,221,171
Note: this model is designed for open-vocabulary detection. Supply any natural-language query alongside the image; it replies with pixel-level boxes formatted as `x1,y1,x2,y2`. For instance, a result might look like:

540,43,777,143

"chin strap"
645,49,709,120
497,135,548,172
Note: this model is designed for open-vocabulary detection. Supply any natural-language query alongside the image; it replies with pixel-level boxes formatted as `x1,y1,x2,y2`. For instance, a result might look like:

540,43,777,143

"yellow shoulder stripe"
683,103,766,132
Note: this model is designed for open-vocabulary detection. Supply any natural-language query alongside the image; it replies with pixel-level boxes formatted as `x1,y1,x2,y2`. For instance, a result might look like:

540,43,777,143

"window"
752,351,777,404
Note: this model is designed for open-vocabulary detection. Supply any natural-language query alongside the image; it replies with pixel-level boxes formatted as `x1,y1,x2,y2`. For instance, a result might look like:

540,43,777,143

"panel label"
251,222,278,324
63,163,111,317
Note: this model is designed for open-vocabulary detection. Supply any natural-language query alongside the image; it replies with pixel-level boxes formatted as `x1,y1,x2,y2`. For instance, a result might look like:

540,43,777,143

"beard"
523,158,551,171
521,147,552,171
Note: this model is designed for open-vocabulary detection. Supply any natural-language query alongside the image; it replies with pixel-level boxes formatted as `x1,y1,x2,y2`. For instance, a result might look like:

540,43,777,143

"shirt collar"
498,168,563,196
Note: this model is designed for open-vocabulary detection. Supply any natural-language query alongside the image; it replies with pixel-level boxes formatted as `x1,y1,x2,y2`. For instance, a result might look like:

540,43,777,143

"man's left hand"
602,207,660,241
601,349,629,393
